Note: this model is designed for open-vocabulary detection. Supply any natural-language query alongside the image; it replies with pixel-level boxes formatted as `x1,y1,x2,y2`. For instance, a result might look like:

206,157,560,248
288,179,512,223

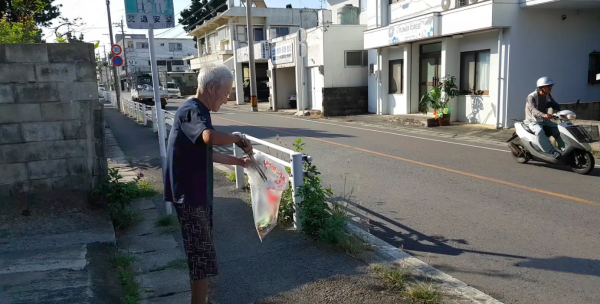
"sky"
42,0,326,57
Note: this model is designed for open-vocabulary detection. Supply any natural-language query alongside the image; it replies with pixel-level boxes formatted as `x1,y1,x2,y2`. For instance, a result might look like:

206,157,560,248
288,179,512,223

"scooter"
507,110,598,175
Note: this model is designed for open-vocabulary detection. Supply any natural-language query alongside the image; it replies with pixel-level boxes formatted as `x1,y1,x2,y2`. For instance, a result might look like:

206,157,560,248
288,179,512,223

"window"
136,42,149,49
157,60,167,66
460,49,490,95
360,0,367,12
169,43,182,51
345,50,368,67
237,25,246,42
172,60,184,65
389,59,403,94
588,52,600,85
272,27,290,38
126,41,134,49
254,28,264,41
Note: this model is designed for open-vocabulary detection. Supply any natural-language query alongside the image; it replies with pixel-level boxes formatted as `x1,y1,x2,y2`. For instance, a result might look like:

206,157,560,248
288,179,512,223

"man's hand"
236,136,253,154
239,158,252,168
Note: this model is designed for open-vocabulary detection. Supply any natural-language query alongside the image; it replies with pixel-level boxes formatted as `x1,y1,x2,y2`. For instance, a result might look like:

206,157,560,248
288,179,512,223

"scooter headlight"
566,113,576,120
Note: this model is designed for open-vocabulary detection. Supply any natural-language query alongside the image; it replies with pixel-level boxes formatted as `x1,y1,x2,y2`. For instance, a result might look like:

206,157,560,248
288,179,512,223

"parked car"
165,82,182,98
131,84,168,109
98,84,106,98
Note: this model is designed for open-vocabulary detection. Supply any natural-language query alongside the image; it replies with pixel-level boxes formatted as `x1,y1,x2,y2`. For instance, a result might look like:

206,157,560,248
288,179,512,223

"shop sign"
388,16,435,45
271,41,294,65
237,41,270,62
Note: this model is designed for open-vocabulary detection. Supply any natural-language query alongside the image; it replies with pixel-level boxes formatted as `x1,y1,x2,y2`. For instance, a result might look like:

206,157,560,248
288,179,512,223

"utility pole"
102,45,109,86
105,0,122,111
245,0,258,112
115,19,129,92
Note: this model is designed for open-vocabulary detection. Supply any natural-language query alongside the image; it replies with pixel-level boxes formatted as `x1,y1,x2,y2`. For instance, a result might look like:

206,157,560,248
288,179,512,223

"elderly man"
525,76,564,158
164,63,252,304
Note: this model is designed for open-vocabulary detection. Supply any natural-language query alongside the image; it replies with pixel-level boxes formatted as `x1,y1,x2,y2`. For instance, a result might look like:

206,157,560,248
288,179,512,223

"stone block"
0,124,23,144
0,146,3,163
94,121,104,139
15,83,60,103
21,122,63,142
0,64,35,83
95,139,106,158
57,82,98,101
67,157,88,175
76,63,96,82
79,100,94,121
35,63,77,82
48,43,94,63
48,139,87,159
62,120,86,139
0,84,15,104
0,163,29,184
3,141,48,163
53,175,91,191
93,109,103,122
0,104,42,123
41,102,81,121
28,159,68,179
5,44,49,63
0,45,5,63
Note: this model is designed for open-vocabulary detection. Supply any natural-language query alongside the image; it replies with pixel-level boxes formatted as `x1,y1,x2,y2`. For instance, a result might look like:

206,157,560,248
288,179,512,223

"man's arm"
201,129,253,153
548,95,561,112
526,95,546,118
213,152,249,167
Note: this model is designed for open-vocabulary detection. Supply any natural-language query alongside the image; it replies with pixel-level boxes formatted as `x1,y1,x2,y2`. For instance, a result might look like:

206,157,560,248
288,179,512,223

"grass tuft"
155,215,178,234
165,258,188,270
110,251,140,304
403,283,441,304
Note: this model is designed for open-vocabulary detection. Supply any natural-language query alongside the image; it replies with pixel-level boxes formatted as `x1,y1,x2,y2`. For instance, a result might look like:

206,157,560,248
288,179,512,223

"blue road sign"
112,56,123,67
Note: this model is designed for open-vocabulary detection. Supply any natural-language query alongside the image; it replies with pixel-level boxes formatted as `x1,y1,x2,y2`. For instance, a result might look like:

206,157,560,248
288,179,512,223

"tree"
0,0,62,43
178,0,227,48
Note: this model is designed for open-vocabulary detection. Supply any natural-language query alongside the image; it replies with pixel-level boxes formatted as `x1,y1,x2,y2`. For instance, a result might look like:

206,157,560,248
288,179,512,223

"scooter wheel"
570,150,595,175
509,142,529,164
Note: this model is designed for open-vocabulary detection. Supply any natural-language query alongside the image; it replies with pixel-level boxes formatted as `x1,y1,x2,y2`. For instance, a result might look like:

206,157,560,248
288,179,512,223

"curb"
212,163,503,304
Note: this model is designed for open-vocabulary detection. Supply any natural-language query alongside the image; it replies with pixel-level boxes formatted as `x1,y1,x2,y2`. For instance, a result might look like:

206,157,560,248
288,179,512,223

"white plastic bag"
246,151,290,241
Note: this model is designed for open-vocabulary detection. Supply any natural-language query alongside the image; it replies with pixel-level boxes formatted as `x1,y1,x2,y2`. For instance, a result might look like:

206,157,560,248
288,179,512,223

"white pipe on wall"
496,28,504,129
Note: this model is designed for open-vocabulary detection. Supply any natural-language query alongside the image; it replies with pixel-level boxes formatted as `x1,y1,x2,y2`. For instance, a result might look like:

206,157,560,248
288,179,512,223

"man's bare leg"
191,279,209,304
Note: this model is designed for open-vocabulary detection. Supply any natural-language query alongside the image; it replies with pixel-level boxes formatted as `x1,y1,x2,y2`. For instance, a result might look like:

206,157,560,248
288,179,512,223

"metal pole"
149,28,171,215
245,0,258,112
105,0,121,112
120,20,129,92
291,152,304,230
232,132,246,189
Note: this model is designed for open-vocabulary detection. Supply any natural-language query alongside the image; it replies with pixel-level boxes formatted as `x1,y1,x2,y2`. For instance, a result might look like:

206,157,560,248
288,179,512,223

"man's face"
541,85,553,95
208,79,233,112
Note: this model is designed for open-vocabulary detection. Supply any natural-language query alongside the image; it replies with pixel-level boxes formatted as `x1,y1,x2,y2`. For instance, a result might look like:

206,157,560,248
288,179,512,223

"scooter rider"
525,77,565,158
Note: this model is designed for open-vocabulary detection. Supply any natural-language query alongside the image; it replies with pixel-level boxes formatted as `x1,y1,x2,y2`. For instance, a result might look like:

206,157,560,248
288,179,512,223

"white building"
364,0,600,127
114,34,196,89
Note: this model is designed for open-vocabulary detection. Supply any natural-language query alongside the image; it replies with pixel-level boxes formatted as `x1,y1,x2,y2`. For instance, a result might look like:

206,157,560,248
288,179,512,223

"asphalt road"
115,94,600,303
207,107,600,304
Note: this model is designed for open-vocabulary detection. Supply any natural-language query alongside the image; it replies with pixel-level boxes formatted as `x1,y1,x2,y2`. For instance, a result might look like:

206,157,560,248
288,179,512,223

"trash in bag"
246,151,290,241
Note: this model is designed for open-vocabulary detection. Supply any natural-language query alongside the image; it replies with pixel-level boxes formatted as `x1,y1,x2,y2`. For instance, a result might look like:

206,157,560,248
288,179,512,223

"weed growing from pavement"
95,167,159,232
226,172,236,182
125,156,134,166
110,251,140,304
371,264,442,304
403,283,441,304
164,258,188,270
155,215,178,234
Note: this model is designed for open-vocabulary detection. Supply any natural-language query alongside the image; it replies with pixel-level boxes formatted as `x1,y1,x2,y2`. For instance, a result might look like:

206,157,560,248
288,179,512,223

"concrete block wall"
0,43,106,197
322,87,368,117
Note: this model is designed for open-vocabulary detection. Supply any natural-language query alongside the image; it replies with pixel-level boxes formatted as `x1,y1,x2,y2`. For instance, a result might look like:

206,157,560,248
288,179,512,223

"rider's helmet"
536,77,555,88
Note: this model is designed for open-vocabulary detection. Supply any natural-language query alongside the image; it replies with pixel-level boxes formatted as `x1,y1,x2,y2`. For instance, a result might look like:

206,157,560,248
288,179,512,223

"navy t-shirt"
164,98,214,208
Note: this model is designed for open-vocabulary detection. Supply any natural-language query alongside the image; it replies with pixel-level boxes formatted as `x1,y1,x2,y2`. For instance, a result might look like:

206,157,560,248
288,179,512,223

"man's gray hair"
197,63,234,93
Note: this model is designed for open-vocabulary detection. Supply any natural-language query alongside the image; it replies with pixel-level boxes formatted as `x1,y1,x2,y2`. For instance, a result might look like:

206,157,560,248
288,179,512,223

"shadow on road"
215,124,355,141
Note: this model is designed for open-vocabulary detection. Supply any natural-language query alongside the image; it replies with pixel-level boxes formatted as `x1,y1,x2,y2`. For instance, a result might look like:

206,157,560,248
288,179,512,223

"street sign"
111,44,122,55
299,42,308,57
124,0,175,29
112,56,123,67
297,28,307,43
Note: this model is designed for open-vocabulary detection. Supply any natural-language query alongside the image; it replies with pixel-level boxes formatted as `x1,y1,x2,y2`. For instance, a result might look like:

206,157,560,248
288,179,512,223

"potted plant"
418,75,459,126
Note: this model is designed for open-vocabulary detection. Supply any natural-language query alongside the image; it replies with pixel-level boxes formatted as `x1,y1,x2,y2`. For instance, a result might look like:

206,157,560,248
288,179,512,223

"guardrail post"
232,132,246,189
152,107,158,133
291,152,304,231
143,106,148,126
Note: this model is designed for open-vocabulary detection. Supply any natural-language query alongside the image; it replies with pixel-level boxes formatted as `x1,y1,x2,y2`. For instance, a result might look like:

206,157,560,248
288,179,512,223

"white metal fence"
105,92,310,229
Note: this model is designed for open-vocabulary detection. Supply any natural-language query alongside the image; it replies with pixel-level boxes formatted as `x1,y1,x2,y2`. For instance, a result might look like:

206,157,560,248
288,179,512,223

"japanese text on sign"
124,0,175,30
271,41,294,65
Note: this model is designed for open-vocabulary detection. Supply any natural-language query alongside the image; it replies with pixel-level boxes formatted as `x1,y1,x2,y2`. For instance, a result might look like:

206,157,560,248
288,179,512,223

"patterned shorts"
174,202,218,281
